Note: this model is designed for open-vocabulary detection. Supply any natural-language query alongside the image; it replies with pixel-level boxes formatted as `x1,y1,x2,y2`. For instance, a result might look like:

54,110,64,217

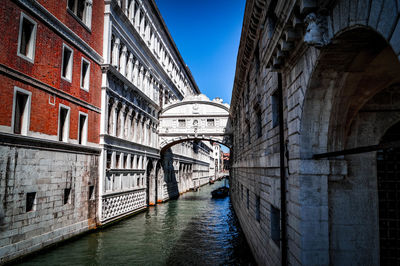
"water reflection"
17,180,255,266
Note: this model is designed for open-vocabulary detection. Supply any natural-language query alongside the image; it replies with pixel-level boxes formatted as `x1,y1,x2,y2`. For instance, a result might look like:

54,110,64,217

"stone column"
134,6,140,29
148,123,152,147
140,13,145,36
118,104,126,138
156,163,163,202
154,125,158,148
112,37,120,69
150,31,155,50
134,114,140,143
128,0,135,24
143,70,148,94
152,81,157,102
131,112,138,142
132,60,139,86
127,54,133,81
111,151,117,191
122,0,128,14
148,160,156,206
138,155,143,169
135,115,141,143
140,117,145,144
119,46,127,76
133,154,137,169
126,154,131,168
118,152,124,190
125,108,133,140
149,77,154,100
145,23,150,43
111,100,119,136
143,119,148,145
138,66,144,89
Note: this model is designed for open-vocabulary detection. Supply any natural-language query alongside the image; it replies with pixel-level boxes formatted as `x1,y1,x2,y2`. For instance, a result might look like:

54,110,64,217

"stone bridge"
159,94,231,152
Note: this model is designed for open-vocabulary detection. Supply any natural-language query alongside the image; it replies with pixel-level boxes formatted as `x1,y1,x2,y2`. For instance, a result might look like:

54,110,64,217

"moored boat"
211,186,229,198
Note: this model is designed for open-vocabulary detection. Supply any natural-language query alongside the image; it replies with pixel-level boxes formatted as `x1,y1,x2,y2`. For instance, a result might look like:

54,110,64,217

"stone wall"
230,0,400,265
0,145,98,263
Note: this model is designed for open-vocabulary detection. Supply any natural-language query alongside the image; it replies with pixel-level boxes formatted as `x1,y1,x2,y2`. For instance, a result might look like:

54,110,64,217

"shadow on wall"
162,148,180,200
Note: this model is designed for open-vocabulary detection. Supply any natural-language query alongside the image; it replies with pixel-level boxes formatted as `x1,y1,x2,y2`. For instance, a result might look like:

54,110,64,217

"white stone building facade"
99,0,216,224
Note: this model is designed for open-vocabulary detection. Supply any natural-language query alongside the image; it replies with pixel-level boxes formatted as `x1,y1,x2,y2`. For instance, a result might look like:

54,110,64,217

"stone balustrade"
101,188,146,221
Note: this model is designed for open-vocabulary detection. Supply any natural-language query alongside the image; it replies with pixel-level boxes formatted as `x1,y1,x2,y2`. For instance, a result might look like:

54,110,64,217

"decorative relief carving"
192,103,199,114
304,13,331,48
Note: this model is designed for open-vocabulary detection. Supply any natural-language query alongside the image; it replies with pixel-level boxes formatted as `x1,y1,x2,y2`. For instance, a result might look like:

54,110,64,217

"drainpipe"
278,73,288,265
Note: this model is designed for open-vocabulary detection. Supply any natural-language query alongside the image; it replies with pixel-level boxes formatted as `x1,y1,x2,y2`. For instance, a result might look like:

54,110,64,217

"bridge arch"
160,136,231,154
159,94,231,152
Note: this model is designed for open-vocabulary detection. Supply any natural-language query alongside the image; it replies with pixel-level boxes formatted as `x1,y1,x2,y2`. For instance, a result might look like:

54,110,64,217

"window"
17,13,37,63
12,87,31,135
256,196,260,222
67,0,92,28
88,185,94,200
207,119,215,127
106,153,112,169
271,205,281,246
256,110,262,138
26,192,36,212
58,105,70,142
246,188,249,209
271,90,280,128
61,44,73,82
78,112,88,145
80,58,90,91
248,124,251,144
124,155,128,168
178,119,186,127
116,153,121,168
64,188,71,204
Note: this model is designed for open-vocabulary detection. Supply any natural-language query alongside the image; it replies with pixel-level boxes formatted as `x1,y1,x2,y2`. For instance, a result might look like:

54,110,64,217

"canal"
17,179,256,265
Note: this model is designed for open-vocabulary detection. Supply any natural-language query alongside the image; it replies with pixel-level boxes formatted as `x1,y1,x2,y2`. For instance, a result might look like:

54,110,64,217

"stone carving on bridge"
304,13,330,48
159,94,231,150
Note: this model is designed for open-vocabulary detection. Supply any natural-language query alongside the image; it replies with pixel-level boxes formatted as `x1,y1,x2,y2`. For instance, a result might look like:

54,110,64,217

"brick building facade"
0,0,104,262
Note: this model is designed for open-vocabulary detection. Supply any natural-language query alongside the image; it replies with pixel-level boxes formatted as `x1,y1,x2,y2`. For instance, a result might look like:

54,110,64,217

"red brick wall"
36,0,104,55
0,1,102,144
0,76,100,144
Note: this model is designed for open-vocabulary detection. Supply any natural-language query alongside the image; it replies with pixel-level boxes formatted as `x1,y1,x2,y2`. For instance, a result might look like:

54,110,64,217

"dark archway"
301,27,400,157
300,26,400,264
160,137,231,154
157,139,231,202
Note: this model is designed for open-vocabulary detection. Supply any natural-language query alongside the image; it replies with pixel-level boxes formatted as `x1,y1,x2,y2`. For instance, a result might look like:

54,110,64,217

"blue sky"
155,0,246,104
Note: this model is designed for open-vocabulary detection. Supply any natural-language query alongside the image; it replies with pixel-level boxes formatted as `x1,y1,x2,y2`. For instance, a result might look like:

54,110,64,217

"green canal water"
17,180,256,265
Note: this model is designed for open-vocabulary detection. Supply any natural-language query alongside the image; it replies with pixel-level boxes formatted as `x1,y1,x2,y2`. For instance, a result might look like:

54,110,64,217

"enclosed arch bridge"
159,94,231,152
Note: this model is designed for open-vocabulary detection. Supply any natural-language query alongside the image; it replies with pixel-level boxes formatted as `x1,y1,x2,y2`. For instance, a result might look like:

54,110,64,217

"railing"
101,188,146,221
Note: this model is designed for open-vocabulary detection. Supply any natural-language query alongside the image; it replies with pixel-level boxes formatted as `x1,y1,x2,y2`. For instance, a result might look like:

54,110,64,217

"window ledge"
67,8,91,33
61,75,72,83
0,131,101,155
80,86,89,92
17,53,35,64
